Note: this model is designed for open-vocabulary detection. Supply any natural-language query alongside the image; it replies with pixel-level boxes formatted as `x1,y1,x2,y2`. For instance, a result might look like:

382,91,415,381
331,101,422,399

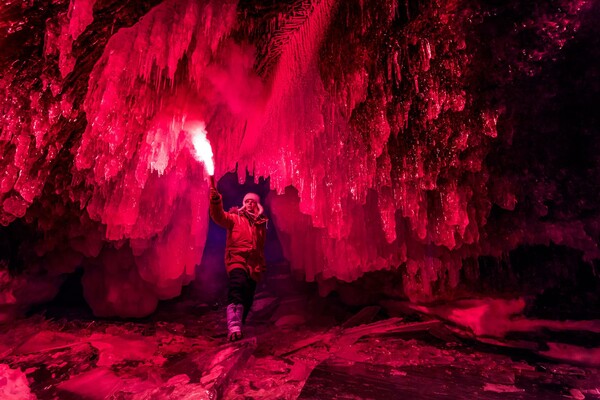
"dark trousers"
228,267,257,323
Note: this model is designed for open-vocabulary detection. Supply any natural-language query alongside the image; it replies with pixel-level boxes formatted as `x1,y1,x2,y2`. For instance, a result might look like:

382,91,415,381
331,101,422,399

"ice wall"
249,0,600,299
0,0,598,316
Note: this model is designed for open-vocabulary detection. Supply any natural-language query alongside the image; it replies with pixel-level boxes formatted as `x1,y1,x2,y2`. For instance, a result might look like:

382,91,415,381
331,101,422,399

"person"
209,186,268,341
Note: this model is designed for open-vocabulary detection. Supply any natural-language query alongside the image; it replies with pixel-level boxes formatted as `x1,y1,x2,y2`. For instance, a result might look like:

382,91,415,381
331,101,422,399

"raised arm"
209,187,234,229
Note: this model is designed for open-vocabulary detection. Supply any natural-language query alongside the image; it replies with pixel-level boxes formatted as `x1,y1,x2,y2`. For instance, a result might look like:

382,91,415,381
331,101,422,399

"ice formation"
0,0,598,315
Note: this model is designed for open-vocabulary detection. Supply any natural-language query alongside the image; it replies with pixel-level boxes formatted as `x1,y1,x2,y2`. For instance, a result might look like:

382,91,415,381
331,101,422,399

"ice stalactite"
72,0,243,314
44,0,97,79
244,0,483,296
248,0,598,300
1,0,250,316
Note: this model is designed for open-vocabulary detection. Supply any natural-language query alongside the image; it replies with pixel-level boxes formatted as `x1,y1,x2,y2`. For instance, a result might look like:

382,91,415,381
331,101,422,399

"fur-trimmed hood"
227,205,268,225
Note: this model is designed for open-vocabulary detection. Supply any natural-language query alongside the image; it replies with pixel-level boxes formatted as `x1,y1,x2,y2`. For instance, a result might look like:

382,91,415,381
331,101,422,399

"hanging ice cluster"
0,0,597,316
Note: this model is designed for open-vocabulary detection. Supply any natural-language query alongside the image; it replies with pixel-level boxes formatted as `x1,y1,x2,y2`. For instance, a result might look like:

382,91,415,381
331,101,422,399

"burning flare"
189,121,215,177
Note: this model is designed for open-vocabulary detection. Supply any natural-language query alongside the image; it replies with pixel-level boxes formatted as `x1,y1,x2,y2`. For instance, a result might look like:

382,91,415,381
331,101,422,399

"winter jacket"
209,194,268,281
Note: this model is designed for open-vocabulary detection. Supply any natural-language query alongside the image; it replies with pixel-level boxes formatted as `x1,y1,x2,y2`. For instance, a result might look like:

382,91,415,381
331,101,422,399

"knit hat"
240,192,264,215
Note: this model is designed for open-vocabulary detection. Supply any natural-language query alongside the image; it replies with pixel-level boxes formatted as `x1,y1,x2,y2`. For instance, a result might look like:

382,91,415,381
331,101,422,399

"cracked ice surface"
0,292,599,399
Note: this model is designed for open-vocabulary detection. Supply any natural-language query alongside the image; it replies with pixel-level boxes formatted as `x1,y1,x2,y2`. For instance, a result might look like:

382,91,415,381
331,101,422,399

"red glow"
0,0,598,316
0,1,599,396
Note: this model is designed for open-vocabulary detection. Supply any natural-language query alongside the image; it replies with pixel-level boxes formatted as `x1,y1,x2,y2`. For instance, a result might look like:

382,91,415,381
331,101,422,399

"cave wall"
0,0,598,317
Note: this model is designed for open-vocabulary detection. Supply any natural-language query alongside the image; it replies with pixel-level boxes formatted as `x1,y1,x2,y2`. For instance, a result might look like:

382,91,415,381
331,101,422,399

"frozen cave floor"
1,273,600,399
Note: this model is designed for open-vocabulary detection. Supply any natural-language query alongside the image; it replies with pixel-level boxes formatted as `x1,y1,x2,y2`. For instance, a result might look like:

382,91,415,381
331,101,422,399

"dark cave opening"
28,268,94,320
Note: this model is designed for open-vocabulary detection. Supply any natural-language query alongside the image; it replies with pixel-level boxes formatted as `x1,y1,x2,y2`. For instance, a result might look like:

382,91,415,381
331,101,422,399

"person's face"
244,198,258,214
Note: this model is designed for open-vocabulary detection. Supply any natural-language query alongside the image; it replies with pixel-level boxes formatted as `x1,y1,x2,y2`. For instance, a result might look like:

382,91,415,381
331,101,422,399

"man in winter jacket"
209,187,268,341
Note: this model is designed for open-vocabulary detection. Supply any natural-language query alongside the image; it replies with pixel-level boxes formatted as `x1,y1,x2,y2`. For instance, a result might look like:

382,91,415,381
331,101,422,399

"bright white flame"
190,123,214,176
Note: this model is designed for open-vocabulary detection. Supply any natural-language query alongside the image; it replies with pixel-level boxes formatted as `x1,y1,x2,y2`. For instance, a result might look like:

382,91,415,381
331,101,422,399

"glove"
209,187,220,201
